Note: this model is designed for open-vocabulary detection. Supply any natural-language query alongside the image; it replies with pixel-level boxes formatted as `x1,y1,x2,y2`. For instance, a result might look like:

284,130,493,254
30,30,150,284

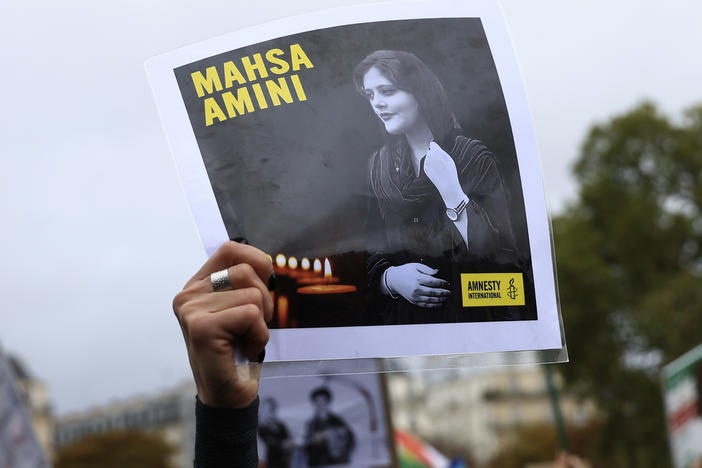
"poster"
147,0,562,361
257,372,394,468
663,344,702,468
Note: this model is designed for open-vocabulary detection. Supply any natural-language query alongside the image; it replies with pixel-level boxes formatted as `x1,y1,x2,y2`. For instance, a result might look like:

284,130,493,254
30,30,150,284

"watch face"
446,208,458,221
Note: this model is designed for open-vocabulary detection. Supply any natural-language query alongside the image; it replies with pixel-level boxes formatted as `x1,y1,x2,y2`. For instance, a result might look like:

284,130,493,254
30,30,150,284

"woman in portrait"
354,49,522,325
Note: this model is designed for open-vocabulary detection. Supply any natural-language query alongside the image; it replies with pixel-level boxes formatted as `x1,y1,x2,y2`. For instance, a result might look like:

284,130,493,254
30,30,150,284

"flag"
395,429,450,468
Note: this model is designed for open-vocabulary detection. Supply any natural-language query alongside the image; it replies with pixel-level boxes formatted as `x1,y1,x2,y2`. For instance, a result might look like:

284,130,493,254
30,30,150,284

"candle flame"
324,258,332,278
276,254,286,268
266,254,273,264
301,258,311,270
288,256,298,269
313,258,322,274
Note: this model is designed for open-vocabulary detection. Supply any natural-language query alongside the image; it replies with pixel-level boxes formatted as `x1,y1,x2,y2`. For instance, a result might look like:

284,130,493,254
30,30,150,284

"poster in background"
147,0,563,361
257,372,394,468
663,344,702,468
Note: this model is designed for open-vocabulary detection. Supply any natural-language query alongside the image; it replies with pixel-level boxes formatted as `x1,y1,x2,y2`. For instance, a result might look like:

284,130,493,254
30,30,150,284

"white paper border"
146,0,562,362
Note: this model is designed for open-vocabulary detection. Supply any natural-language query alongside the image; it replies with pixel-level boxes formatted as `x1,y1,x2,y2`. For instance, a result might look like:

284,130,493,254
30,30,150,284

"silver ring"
210,269,232,291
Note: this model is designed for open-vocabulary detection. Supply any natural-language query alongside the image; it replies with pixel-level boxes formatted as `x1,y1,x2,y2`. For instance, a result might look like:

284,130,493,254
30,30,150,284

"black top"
366,134,525,324
258,417,292,468
194,396,259,468
304,412,355,466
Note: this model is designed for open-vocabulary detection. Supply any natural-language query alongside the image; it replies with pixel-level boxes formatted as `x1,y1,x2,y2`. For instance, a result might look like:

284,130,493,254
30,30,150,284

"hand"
423,141,463,205
555,452,591,468
172,241,274,408
385,263,450,308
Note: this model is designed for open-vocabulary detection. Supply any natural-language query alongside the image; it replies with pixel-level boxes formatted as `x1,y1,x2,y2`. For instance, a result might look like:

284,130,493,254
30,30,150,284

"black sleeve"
364,155,392,296
461,146,519,264
194,396,259,468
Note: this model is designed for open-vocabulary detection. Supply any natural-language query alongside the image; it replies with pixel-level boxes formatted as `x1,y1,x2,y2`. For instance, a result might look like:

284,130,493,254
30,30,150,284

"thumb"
414,263,438,275
425,142,436,160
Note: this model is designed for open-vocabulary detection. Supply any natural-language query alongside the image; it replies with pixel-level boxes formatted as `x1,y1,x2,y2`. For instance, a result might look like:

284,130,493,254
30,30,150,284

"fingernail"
257,349,266,363
268,273,277,291
232,237,250,245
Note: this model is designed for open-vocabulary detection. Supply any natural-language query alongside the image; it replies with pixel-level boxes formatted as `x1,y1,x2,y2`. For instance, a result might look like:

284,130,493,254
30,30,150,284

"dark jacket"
366,134,525,324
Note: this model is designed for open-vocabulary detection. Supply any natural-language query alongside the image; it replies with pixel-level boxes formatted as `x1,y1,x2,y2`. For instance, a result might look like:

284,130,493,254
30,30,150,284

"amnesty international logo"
460,273,525,307
507,278,519,300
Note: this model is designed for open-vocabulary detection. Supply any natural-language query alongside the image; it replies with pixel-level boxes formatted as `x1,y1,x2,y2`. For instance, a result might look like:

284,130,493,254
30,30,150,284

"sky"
1,0,701,416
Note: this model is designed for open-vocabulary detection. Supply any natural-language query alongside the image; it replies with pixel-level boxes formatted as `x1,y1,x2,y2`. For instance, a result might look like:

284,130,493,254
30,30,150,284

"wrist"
444,193,469,222
439,184,465,207
382,268,399,299
198,391,258,409
197,378,259,409
196,394,259,412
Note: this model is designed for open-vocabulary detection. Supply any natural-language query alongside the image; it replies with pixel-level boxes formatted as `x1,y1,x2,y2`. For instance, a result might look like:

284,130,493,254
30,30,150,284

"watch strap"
446,196,469,220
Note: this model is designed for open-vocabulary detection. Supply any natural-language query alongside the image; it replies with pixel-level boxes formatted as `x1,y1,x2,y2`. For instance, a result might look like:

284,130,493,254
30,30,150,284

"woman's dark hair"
353,50,459,141
309,386,332,402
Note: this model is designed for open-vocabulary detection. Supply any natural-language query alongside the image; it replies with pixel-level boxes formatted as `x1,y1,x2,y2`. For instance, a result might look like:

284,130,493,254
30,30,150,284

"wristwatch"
445,196,469,221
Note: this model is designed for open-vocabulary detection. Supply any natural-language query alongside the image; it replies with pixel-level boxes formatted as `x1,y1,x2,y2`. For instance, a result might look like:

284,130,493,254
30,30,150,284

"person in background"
258,397,293,468
172,240,274,468
303,387,355,466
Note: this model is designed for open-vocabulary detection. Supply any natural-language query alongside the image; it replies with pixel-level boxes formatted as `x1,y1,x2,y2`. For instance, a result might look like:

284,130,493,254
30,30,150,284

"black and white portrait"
355,49,529,325
257,374,392,468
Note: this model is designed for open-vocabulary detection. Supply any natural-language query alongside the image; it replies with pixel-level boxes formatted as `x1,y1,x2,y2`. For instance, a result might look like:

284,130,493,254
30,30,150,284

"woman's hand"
172,241,274,408
423,141,465,207
384,263,450,308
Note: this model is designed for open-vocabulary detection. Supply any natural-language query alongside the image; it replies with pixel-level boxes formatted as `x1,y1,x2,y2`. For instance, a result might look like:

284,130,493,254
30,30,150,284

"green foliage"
53,430,176,468
552,102,702,467
487,422,601,468
487,424,559,468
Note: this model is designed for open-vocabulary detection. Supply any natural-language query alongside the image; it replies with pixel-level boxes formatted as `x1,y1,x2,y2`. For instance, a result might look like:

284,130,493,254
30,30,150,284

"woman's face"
362,66,422,135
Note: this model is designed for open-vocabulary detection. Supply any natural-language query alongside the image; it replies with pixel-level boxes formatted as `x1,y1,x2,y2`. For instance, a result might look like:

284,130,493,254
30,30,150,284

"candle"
284,255,315,279
275,253,287,274
297,284,357,294
297,276,334,285
295,258,360,327
297,257,338,285
276,295,289,328
296,283,360,327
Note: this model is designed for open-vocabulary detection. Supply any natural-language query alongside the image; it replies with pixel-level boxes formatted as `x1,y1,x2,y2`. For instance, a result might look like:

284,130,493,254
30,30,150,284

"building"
387,365,597,465
54,381,197,468
7,354,55,461
0,347,52,468
51,365,596,467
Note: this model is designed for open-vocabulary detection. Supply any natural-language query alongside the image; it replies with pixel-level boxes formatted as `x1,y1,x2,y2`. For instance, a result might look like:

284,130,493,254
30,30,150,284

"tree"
552,102,702,467
54,430,176,468
487,422,601,468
